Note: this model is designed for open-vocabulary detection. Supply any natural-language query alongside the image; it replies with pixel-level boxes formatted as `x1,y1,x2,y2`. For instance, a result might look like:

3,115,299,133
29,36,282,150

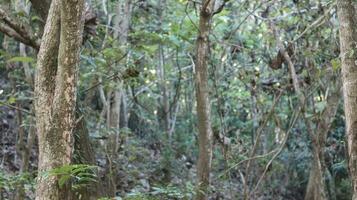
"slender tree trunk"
103,0,132,195
157,45,170,139
115,0,132,131
156,0,170,140
337,1,357,199
305,69,341,200
14,103,27,200
157,44,172,182
34,0,84,199
120,92,129,128
195,1,215,199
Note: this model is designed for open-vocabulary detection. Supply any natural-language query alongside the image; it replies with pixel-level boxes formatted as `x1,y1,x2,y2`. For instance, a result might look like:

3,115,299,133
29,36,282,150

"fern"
43,164,98,190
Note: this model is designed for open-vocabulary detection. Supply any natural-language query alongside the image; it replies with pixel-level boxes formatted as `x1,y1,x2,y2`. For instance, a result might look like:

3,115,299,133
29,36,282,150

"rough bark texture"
34,0,85,199
195,1,215,199
337,1,357,199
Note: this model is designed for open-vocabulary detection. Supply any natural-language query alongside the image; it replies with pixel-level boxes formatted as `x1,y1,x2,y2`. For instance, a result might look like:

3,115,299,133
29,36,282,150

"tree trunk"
34,0,84,199
195,1,215,199
305,69,341,200
157,45,170,139
337,1,357,199
72,108,100,199
156,0,170,140
103,0,132,196
305,150,328,200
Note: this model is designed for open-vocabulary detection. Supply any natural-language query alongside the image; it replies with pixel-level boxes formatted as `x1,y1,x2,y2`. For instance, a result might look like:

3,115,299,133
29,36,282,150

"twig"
292,2,335,43
212,0,230,16
82,52,132,93
243,91,282,198
0,103,34,116
184,3,200,33
252,109,301,193
245,91,283,173
214,150,278,180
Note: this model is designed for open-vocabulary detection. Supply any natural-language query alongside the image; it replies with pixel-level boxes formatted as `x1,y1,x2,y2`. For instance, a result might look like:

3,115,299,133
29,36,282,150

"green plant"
43,164,97,190
0,171,35,196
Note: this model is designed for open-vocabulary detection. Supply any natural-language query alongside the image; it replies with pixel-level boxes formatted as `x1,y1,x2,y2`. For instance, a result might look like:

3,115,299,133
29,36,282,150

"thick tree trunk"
34,0,84,199
34,0,61,198
337,1,357,199
195,1,215,199
0,0,94,199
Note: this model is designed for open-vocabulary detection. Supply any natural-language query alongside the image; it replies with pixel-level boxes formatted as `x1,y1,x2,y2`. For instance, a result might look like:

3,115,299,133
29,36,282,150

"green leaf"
8,56,35,63
7,96,16,104
331,58,341,71
58,174,71,188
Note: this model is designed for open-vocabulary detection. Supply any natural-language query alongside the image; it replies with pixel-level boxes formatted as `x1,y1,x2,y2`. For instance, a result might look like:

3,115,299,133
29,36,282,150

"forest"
0,0,357,199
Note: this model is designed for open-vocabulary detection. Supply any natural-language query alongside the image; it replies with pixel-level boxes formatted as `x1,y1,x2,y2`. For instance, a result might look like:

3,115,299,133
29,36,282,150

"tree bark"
337,1,357,199
195,1,215,199
34,0,84,199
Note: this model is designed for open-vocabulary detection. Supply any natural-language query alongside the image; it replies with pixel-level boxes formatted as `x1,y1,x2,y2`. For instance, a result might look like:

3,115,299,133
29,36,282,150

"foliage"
0,171,35,197
0,0,353,199
42,164,97,191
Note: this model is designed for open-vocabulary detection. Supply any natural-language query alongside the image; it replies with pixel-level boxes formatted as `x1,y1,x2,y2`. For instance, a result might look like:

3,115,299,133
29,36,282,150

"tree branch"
0,7,40,49
212,0,229,16
0,2,96,50
0,23,30,47
270,22,301,97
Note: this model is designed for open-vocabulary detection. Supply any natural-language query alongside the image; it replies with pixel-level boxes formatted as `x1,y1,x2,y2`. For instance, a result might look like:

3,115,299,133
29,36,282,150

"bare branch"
0,102,34,116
